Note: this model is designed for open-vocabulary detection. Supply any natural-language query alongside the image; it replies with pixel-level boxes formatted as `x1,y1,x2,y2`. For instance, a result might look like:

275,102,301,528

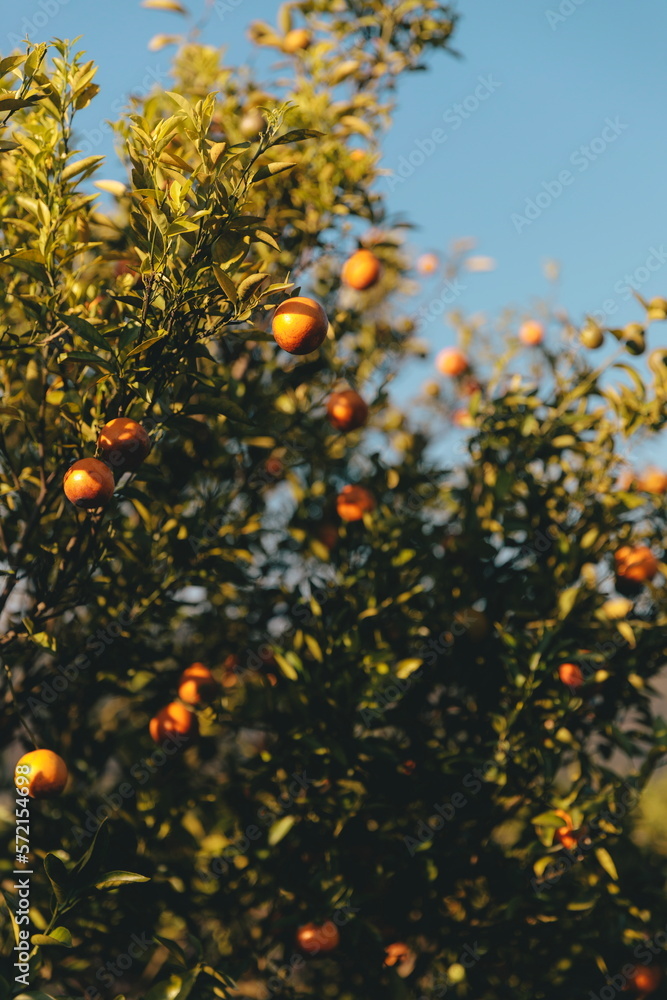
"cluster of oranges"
270,250,383,525
13,663,221,799
63,417,151,509
149,662,220,743
295,921,412,971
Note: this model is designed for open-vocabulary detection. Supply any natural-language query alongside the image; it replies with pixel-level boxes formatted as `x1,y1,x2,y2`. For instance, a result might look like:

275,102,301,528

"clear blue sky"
6,0,667,420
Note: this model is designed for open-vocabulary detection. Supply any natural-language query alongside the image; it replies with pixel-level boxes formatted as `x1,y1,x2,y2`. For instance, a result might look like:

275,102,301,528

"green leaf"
268,815,296,846
271,128,324,145
44,854,69,906
94,871,150,889
595,847,618,880
557,585,579,620
66,351,116,372
58,313,113,354
32,926,73,948
0,95,44,111
70,818,110,877
532,811,568,828
273,652,298,681
124,334,168,358
252,161,297,183
144,973,197,1000
61,155,105,181
212,264,238,304
396,658,422,679
0,140,18,152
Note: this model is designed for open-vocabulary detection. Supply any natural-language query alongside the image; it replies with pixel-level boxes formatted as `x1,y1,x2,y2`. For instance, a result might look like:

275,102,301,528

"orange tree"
2,4,667,999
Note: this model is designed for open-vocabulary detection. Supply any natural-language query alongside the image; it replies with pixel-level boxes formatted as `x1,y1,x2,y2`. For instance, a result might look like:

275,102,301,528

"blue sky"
6,0,667,424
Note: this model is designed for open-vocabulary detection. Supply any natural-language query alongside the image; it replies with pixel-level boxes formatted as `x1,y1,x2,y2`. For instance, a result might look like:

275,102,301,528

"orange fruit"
436,347,468,377
417,252,439,276
552,809,579,850
384,942,412,967
628,965,662,994
283,28,311,53
637,468,667,494
350,149,366,162
15,749,68,798
98,417,151,472
265,455,284,478
221,653,240,688
558,662,584,690
296,921,340,954
336,485,376,522
519,320,544,346
63,458,115,509
178,663,219,705
326,389,369,432
452,408,475,429
149,702,198,743
615,545,659,584
341,249,382,291
272,296,329,355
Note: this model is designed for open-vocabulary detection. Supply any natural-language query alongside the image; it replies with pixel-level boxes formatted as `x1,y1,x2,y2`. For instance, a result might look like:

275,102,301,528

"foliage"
1,4,667,1000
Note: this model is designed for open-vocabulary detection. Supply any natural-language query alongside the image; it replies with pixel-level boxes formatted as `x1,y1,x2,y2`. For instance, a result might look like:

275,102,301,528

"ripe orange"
350,149,366,162
452,408,475,429
272,296,329,355
15,749,68,798
417,252,439,276
519,320,544,346
221,652,240,688
615,545,659,584
177,663,219,705
341,249,382,291
558,662,584,690
326,389,369,432
283,28,311,53
296,921,340,954
98,417,151,472
336,485,376,522
636,468,667,494
628,965,662,994
63,458,115,508
552,809,579,850
149,702,198,743
436,347,469,377
384,942,411,967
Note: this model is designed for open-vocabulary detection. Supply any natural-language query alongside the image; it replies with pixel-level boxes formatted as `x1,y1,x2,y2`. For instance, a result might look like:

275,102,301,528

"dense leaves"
1,5,667,1000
